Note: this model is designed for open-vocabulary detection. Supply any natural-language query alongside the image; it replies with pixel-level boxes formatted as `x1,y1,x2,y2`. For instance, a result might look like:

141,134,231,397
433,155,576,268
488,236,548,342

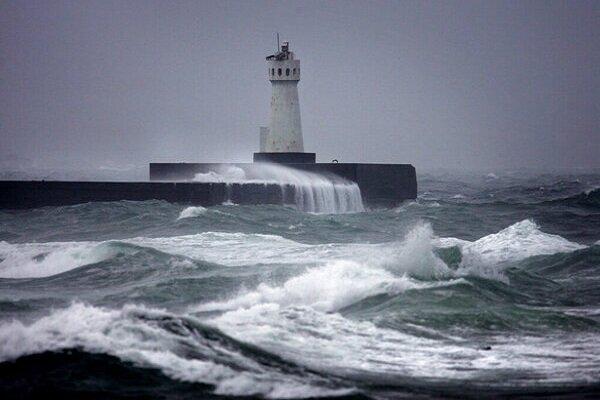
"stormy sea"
1,171,599,399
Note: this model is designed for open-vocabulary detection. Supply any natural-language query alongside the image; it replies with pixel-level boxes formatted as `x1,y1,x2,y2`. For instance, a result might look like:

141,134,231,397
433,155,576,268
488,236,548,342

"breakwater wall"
0,181,293,210
1,163,416,210
150,162,417,206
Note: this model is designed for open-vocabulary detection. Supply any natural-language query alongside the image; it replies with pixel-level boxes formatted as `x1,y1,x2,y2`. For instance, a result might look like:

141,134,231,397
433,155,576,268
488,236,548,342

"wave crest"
436,219,586,281
0,302,350,398
177,206,207,220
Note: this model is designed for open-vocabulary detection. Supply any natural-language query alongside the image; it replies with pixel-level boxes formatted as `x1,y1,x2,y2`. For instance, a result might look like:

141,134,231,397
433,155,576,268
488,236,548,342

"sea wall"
0,181,294,210
0,163,416,210
149,162,417,206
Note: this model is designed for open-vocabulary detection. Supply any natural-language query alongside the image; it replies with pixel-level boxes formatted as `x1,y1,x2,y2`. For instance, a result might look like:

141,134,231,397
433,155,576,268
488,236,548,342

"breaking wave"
1,215,599,395
177,206,207,220
194,260,435,314
0,302,350,398
436,219,586,281
0,220,588,283
192,163,364,214
0,240,121,279
545,187,600,208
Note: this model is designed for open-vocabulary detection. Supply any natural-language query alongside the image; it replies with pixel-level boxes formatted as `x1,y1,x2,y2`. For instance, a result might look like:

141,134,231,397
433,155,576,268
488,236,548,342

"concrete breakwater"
0,181,292,210
1,163,416,210
150,162,417,207
0,179,363,213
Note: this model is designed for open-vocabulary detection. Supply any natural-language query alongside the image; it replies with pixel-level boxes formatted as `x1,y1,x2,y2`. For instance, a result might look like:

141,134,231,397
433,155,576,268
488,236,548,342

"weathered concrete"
253,152,316,163
0,161,416,209
0,181,294,210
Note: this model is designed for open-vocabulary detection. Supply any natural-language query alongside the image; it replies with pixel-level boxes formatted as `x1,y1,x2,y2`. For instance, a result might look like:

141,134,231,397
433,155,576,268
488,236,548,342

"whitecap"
0,241,121,279
460,219,584,266
436,220,586,281
193,223,456,314
205,302,600,385
177,206,207,220
194,260,424,313
0,302,351,398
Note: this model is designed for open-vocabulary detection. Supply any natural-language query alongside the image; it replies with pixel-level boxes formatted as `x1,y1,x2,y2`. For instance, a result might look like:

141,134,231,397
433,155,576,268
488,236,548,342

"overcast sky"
1,0,598,175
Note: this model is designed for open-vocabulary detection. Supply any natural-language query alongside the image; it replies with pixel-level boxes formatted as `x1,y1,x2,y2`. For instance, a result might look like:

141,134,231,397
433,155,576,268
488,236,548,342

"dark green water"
1,172,599,399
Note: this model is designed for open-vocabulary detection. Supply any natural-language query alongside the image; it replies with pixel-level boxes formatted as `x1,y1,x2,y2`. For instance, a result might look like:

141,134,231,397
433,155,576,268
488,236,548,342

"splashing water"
2,173,600,399
192,163,364,214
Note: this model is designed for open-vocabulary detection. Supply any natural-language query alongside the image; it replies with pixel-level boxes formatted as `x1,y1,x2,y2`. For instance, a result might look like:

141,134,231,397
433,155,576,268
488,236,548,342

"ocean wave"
193,224,457,314
194,260,427,314
544,187,600,208
0,240,122,279
0,302,351,398
435,219,586,281
393,199,441,212
0,220,588,283
0,240,207,280
460,219,585,262
177,206,208,220
203,302,600,386
0,232,376,279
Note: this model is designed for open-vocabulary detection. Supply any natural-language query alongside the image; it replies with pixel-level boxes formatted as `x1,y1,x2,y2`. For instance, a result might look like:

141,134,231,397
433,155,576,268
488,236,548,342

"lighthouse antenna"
277,32,280,51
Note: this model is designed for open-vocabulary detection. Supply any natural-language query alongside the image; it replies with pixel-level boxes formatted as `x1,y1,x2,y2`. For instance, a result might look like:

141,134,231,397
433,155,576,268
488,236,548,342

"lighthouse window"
293,68,296,75
286,68,290,76
271,68,274,75
278,68,282,76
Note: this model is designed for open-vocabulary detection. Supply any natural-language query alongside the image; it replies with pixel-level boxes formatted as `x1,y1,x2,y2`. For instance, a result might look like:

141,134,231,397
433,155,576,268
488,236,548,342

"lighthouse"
150,39,417,206
254,41,316,163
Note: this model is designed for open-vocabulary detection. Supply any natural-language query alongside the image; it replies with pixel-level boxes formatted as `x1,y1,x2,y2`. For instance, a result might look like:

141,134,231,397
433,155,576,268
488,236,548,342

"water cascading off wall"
192,163,364,214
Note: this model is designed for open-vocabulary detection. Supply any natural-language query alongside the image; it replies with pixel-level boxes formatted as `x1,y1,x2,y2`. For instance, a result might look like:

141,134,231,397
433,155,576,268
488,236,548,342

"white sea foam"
128,232,385,268
193,163,364,214
190,222,598,384
195,260,428,313
206,302,600,384
132,223,453,281
386,223,452,279
1,220,585,281
0,302,350,398
193,224,458,315
2,220,599,388
460,220,583,265
0,233,384,279
177,206,207,220
393,199,441,212
435,219,586,281
0,241,121,279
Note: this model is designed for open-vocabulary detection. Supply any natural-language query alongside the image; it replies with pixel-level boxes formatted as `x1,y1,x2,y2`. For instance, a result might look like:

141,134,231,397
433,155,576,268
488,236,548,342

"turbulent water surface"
1,172,599,399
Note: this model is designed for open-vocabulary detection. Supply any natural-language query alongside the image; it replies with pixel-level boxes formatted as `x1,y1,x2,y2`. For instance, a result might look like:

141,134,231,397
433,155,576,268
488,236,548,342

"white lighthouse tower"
254,41,315,163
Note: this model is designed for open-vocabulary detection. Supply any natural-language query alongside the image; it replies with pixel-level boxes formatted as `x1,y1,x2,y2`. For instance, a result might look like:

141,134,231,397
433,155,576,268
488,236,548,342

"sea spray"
2,173,600,399
435,219,587,282
0,302,348,398
0,241,121,279
192,163,364,214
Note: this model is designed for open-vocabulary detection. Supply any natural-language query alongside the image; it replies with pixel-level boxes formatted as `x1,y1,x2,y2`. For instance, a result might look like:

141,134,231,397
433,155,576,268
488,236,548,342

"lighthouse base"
253,152,316,164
